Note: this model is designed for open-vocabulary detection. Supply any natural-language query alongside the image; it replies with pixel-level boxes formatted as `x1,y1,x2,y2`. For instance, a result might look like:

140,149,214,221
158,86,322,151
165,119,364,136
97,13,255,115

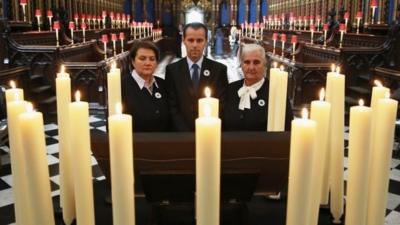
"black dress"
222,79,293,131
121,74,170,132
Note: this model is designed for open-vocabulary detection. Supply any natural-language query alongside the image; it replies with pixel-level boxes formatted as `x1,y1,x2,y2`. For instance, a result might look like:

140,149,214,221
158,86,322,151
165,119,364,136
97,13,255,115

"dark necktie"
192,64,199,91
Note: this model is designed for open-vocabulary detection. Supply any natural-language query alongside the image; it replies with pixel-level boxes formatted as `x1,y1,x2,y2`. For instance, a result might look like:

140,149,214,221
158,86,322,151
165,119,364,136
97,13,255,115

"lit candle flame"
301,108,309,119
27,102,33,113
280,65,285,71
359,99,364,106
374,80,383,87
10,80,16,89
273,62,278,69
204,104,212,117
331,64,335,72
115,102,122,114
336,66,341,74
319,88,325,101
111,61,117,71
61,65,65,74
204,87,211,98
75,91,81,102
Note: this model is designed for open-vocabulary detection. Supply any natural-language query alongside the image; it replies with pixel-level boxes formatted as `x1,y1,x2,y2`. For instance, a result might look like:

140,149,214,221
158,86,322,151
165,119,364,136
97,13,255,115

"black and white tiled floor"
1,116,400,224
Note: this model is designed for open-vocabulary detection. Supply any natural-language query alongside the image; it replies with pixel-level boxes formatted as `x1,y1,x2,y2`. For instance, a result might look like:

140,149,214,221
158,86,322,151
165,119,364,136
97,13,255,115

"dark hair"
130,41,160,61
183,22,208,39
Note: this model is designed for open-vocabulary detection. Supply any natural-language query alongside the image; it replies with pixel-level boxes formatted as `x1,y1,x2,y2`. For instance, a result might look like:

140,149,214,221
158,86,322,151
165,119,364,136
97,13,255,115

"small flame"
374,80,383,87
75,91,81,102
9,80,16,89
336,66,341,74
331,64,335,72
115,102,122,114
301,108,309,119
280,65,285,71
204,104,212,117
60,65,65,74
204,87,211,98
26,102,33,113
273,62,278,69
111,61,117,71
319,88,325,101
359,99,364,106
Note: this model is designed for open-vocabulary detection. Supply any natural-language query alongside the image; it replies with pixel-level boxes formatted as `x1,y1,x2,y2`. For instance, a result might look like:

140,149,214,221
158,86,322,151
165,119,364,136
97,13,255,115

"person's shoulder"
228,79,244,90
166,58,186,69
204,57,227,69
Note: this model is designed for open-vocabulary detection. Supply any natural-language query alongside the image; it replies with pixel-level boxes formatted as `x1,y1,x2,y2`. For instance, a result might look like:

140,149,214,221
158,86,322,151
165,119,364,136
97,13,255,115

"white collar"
186,56,204,70
131,70,158,90
237,78,265,110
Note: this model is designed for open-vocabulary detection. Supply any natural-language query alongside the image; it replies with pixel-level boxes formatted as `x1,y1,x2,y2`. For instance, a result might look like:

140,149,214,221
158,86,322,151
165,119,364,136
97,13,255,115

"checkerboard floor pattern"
0,117,399,225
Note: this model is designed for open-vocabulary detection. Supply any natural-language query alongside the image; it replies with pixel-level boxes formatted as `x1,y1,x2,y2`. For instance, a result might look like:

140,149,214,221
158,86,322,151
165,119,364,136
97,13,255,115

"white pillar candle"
325,65,345,223
19,103,55,225
367,94,398,225
198,87,219,118
196,105,221,225
286,108,316,225
109,103,135,225
69,91,95,225
107,62,122,116
309,89,331,225
345,99,372,225
5,80,24,102
55,65,76,225
6,98,31,225
267,64,288,131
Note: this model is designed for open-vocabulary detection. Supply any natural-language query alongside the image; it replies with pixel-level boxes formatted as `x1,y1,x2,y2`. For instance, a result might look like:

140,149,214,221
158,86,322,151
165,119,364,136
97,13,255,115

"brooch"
155,92,162,99
203,69,210,76
258,99,265,106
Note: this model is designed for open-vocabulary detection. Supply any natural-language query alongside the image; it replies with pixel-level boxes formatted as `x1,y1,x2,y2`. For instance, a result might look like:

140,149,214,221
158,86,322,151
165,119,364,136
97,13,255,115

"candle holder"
69,22,75,44
291,35,297,62
81,22,87,43
310,24,315,45
20,1,27,22
102,34,108,60
356,11,363,34
112,33,117,56
316,15,321,31
120,32,125,53
281,41,285,59
53,21,60,47
272,33,278,54
35,9,42,32
323,24,328,48
74,13,79,29
339,24,345,48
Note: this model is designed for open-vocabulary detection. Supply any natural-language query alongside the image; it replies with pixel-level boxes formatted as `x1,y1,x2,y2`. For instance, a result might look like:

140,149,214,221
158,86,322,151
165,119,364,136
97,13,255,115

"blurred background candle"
56,65,76,224
196,105,221,225
367,93,398,225
107,62,122,116
109,103,135,225
286,108,316,225
19,103,55,225
345,99,372,225
69,91,95,225
199,87,218,118
309,89,331,225
325,65,345,223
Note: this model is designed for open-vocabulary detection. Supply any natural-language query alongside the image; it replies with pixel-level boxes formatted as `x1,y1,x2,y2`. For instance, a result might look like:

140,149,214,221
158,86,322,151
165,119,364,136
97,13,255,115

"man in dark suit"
165,22,228,131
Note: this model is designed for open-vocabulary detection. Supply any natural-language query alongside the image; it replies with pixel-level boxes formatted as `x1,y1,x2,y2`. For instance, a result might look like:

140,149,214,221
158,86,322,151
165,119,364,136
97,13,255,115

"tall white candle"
69,91,95,225
345,99,372,225
19,103,55,225
198,87,219,118
267,64,288,131
325,65,345,223
367,94,398,225
107,62,122,116
309,89,331,225
109,103,135,225
6,97,31,225
5,80,24,102
196,105,221,225
286,108,316,225
55,65,76,224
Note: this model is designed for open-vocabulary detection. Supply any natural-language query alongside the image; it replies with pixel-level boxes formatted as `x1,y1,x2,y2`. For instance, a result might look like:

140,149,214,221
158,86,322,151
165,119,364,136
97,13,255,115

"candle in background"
323,24,329,48
107,61,122,116
370,0,378,24
325,65,345,223
47,10,53,31
69,91,95,225
102,34,108,59
20,0,27,22
272,33,278,54
53,21,60,47
198,87,219,118
286,108,316,225
81,22,87,43
112,33,117,56
366,93,398,225
19,103,55,225
310,24,316,45
69,21,75,44
6,95,31,225
35,9,41,32
345,99,372,225
309,88,331,225
6,80,24,102
291,35,297,61
196,104,221,225
109,103,135,225
267,65,288,132
120,32,125,53
281,33,286,58
55,65,76,225
356,11,363,34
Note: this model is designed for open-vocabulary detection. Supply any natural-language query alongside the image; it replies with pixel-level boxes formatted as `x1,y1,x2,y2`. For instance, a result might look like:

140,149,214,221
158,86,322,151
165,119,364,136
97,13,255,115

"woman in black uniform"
223,43,293,131
121,41,170,131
